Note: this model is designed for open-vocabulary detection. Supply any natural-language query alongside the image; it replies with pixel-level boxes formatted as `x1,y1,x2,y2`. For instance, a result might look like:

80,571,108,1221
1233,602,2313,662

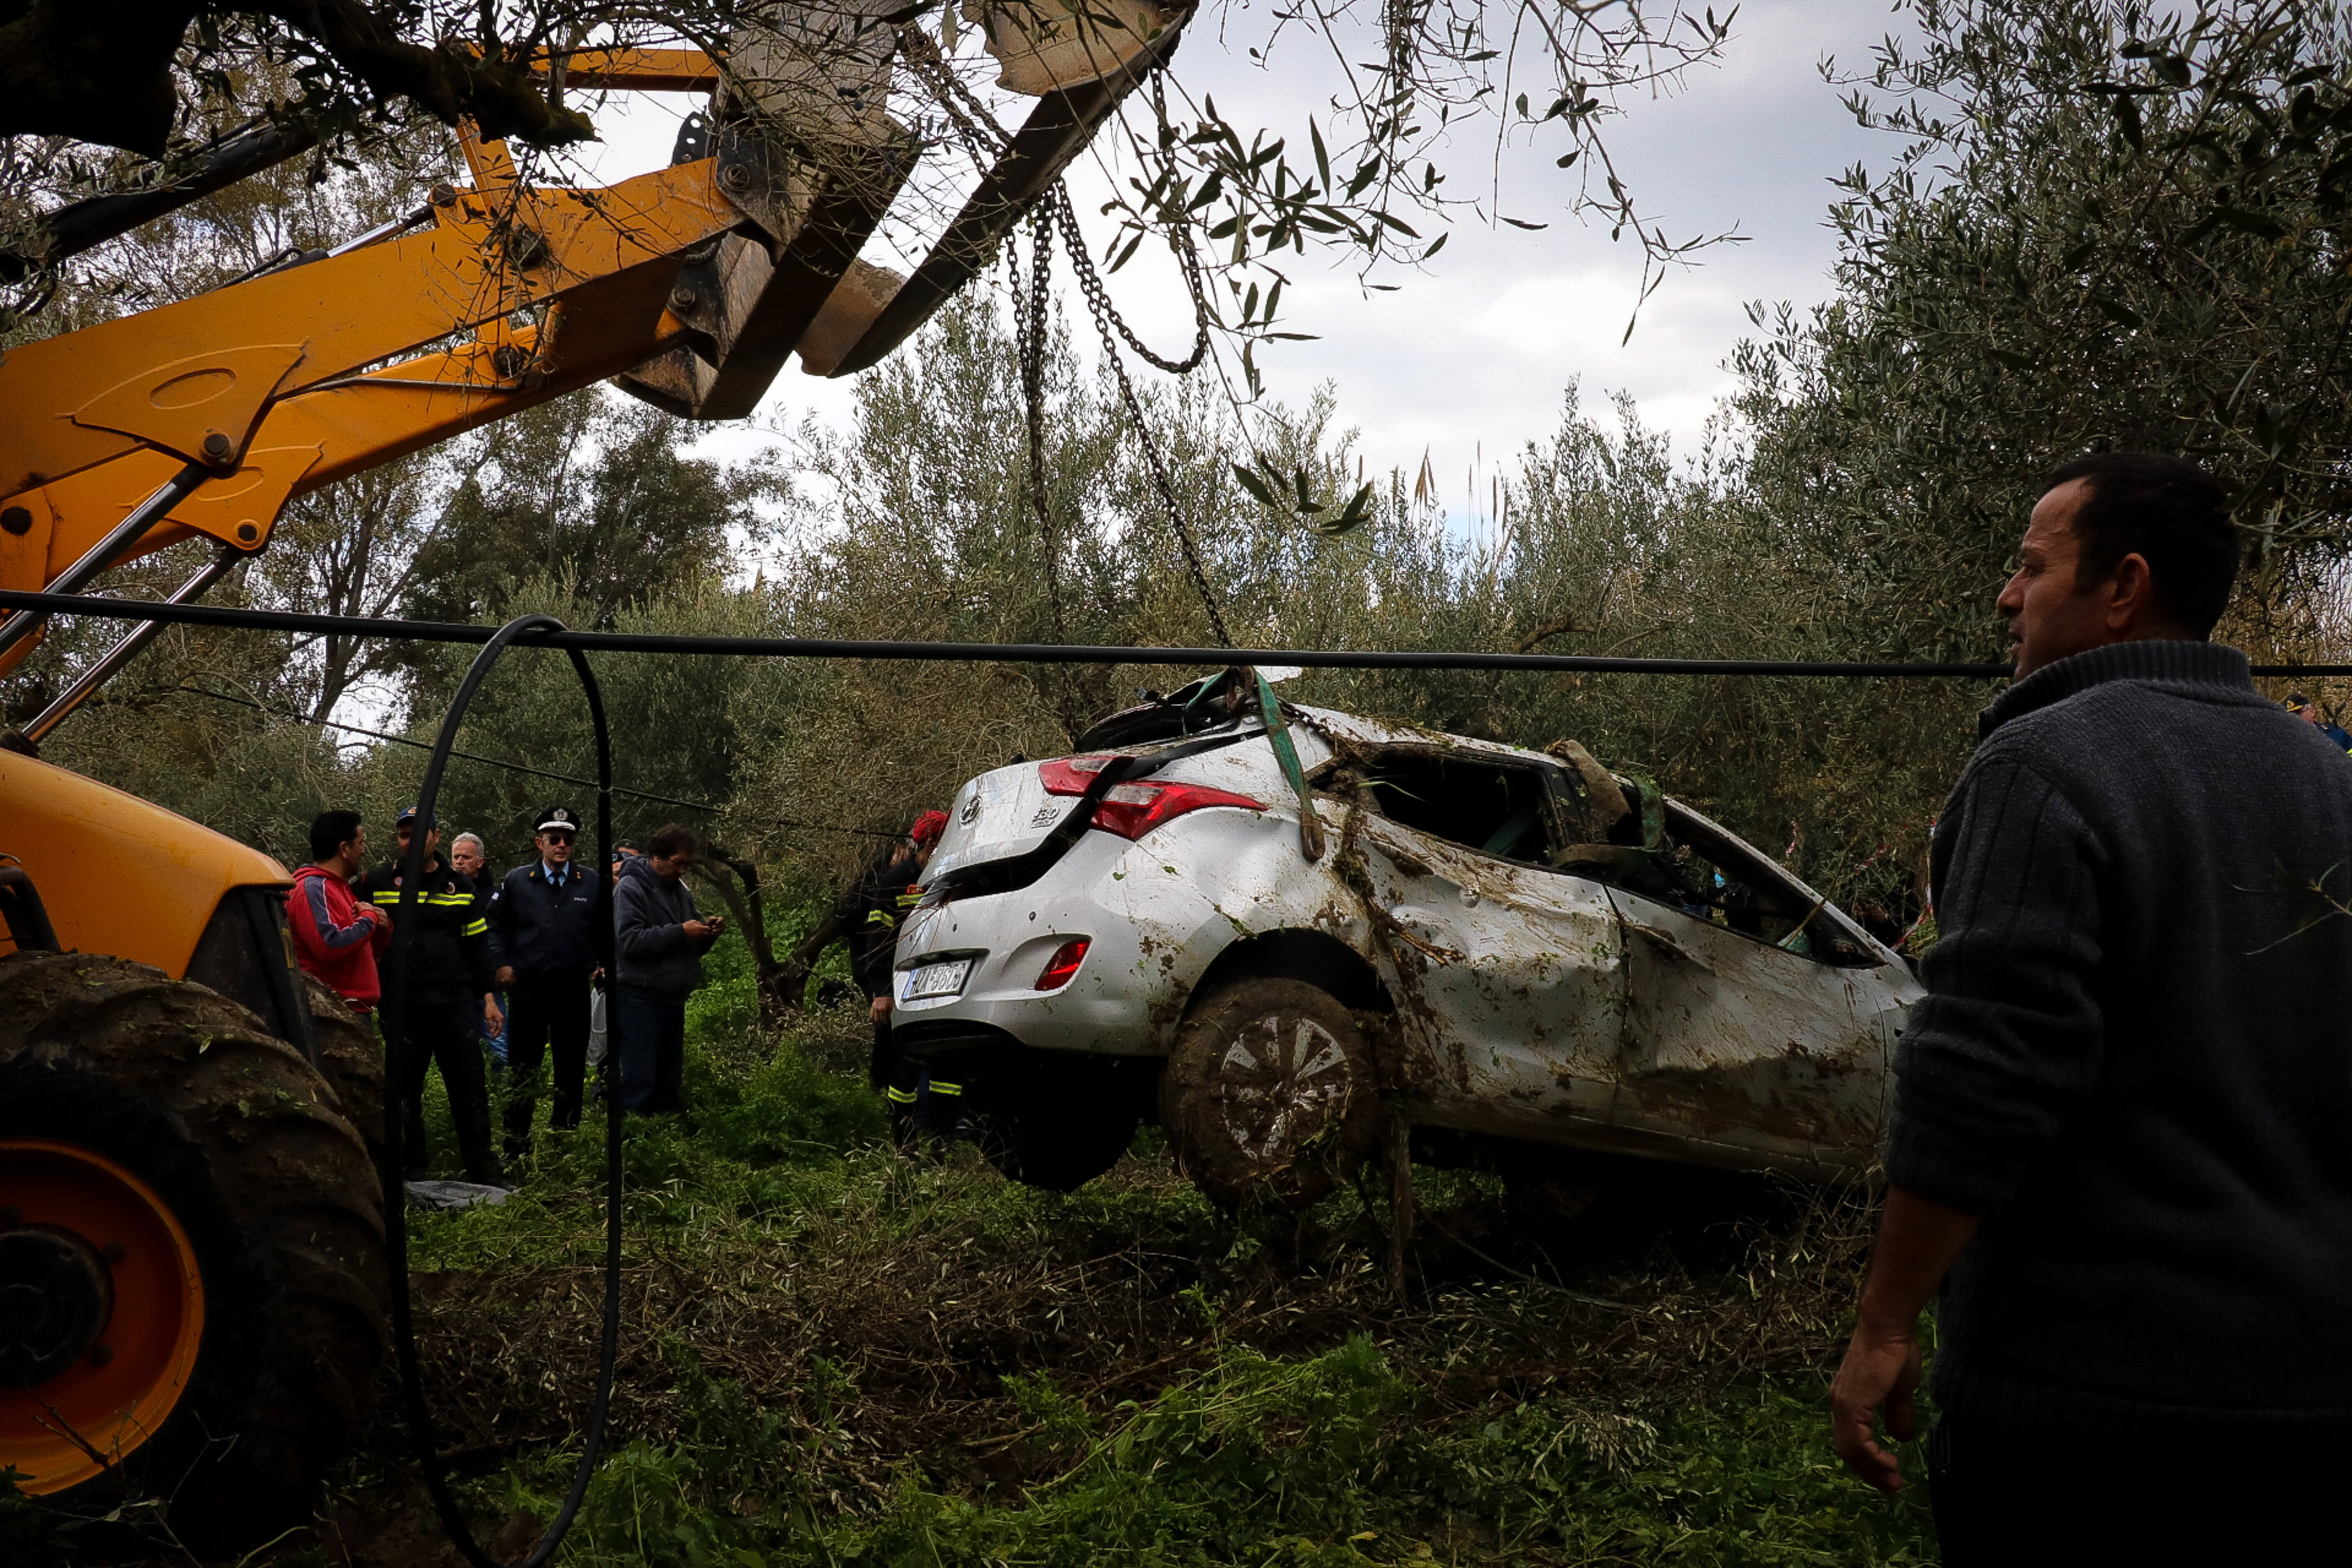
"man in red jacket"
289,808,390,1013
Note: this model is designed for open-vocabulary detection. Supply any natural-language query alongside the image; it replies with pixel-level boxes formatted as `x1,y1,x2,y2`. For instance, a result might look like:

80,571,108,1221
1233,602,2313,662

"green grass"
383,930,1941,1566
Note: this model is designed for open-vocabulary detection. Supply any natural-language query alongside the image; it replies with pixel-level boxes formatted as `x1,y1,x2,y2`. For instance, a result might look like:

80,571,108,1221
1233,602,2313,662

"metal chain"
1050,185,1231,647
897,27,1226,644
898,26,1015,157
902,24,1211,373
1011,207,1068,642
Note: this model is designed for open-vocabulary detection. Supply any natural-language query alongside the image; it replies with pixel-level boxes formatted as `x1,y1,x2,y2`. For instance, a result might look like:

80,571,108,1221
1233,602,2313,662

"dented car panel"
1351,815,1628,1140
896,702,1923,1181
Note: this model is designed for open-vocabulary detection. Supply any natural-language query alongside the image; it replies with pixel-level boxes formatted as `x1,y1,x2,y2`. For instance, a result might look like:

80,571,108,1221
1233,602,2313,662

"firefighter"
360,806,504,1185
487,805,602,1163
841,811,949,1150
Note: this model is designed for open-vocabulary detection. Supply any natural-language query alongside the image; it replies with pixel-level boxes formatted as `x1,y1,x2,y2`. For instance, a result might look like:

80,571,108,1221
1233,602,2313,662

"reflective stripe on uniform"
926,1080,963,1096
885,1087,918,1103
463,919,489,936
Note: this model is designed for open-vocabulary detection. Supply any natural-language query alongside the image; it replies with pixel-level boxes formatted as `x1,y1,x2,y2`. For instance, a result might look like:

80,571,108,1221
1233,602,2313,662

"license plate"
903,958,973,1001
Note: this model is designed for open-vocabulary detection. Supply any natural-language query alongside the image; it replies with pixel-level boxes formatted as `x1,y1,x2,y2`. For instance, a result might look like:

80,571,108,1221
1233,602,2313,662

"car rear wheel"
0,951,390,1554
1161,979,1379,1211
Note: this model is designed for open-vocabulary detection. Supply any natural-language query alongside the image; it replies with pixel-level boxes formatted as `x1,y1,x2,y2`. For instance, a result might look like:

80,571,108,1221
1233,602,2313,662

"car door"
1335,744,1626,1139
1599,805,1890,1171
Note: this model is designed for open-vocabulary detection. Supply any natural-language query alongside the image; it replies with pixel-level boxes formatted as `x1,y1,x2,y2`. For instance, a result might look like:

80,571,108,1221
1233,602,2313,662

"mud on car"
888,669,1922,1208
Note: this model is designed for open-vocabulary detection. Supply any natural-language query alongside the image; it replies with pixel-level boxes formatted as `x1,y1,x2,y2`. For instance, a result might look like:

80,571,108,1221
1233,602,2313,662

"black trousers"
382,996,498,1183
613,985,685,1114
504,974,591,1154
885,1052,965,1148
1930,1406,2345,1564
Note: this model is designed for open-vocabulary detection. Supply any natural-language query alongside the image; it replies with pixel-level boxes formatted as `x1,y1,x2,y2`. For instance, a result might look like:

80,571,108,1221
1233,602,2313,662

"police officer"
488,806,603,1162
840,811,948,1150
359,806,504,1185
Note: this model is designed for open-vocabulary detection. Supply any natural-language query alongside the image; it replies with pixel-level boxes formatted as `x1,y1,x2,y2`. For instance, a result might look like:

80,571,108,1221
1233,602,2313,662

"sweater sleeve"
294,874,379,955
613,878,689,963
1884,756,2107,1216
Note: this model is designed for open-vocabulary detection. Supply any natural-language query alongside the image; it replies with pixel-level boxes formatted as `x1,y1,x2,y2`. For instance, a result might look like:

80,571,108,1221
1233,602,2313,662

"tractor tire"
0,951,391,1555
971,1049,1147,1193
1161,979,1378,1211
301,972,386,1179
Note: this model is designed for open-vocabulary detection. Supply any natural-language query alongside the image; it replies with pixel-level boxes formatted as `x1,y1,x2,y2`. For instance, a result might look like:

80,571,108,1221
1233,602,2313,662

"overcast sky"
572,0,1915,502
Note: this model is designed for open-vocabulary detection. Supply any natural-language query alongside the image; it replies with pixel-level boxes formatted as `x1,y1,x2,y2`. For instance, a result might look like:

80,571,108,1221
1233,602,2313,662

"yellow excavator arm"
0,0,1191,728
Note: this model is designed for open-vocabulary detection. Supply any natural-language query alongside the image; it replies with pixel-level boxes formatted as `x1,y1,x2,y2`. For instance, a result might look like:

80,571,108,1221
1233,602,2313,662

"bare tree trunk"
778,905,844,1012
695,847,856,1025
695,848,787,1027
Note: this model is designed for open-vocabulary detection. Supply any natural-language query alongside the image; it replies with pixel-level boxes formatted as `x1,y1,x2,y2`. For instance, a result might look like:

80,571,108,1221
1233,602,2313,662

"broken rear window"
1329,748,1558,863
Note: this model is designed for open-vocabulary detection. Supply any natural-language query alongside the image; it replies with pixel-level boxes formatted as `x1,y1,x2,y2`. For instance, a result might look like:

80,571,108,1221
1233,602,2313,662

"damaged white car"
889,668,1923,1207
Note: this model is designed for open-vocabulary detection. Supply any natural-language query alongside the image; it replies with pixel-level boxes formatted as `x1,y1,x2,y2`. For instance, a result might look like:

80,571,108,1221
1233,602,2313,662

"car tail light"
1036,757,1265,840
1039,756,1114,795
1091,780,1265,840
1036,937,1090,990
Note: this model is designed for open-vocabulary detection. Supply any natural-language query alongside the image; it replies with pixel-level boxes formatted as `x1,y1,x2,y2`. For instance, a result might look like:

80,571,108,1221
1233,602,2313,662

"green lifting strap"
1254,668,1326,861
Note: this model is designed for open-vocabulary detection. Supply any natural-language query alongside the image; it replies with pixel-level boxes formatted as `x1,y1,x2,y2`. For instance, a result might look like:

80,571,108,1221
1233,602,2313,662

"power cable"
381,613,622,1568
170,684,722,814
23,585,2350,674
159,683,904,839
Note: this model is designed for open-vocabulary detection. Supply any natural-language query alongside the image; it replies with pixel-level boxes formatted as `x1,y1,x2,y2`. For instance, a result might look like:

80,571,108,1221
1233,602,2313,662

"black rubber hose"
381,612,620,1568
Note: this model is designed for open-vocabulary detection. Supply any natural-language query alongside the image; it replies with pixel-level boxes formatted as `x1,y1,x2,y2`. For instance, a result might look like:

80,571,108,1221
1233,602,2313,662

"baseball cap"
538,805,581,834
396,804,437,827
910,809,948,848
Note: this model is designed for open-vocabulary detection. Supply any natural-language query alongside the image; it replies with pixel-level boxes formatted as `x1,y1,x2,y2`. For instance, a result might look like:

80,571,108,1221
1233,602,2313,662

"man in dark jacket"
611,823,722,1114
360,806,503,1185
840,811,947,1148
487,805,603,1160
1830,454,2352,1559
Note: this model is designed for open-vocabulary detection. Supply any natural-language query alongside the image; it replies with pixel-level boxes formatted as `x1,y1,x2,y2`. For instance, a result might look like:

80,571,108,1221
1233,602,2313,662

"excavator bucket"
614,0,1191,415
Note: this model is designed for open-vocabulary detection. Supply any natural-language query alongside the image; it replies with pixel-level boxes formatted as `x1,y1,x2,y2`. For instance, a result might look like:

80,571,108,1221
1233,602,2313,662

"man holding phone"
611,823,724,1114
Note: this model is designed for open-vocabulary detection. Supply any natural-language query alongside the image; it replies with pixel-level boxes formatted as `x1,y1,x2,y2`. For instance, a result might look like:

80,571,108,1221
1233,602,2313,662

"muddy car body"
890,677,1922,1202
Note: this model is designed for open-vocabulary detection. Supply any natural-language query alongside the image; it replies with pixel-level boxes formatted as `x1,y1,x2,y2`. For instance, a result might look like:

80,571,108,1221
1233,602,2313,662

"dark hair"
647,824,696,859
308,809,364,861
2042,452,2237,635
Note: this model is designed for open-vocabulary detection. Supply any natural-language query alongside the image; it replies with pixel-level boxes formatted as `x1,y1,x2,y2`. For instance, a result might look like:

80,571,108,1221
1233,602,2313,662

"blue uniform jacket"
486,860,603,981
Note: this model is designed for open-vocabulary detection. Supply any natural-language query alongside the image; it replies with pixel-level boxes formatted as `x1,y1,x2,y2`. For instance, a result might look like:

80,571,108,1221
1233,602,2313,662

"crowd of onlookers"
287,802,719,1188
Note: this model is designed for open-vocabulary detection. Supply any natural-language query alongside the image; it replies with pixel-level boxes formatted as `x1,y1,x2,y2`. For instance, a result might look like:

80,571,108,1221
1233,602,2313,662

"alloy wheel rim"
1217,1013,1354,1163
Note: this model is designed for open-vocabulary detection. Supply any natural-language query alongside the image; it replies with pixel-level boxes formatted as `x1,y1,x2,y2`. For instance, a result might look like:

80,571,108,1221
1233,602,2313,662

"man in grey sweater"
1830,453,2352,1558
612,823,723,1114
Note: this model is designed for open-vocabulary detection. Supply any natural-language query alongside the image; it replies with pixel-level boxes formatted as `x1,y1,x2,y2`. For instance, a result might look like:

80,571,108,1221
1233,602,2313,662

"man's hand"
483,995,504,1035
869,994,892,1024
494,965,514,988
683,918,716,939
1831,1317,1924,1493
1827,1185,1979,1494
